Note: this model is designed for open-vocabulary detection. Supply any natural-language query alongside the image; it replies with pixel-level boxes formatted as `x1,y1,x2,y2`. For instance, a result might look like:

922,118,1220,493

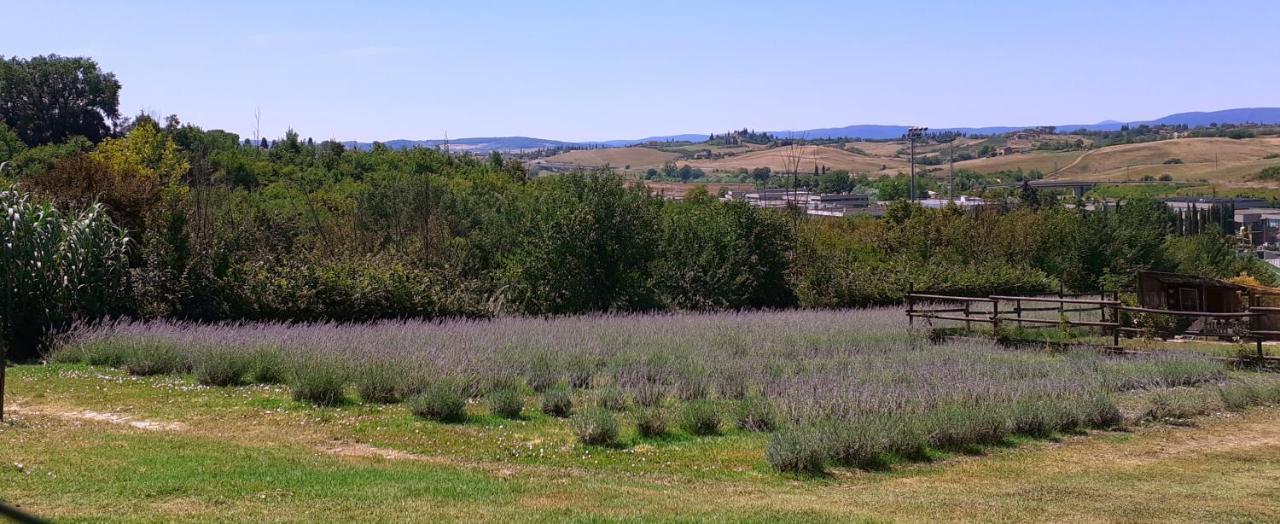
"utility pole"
949,142,956,200
907,127,928,201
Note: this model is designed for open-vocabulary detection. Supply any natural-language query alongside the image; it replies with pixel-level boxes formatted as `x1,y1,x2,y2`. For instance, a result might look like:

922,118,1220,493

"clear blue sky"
4,0,1278,142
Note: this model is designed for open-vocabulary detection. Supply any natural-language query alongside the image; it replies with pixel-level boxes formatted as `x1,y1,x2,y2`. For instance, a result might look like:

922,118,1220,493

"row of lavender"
52,308,1229,473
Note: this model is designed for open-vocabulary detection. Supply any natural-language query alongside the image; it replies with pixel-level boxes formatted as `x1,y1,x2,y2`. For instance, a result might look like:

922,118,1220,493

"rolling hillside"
686,145,907,174
534,148,681,169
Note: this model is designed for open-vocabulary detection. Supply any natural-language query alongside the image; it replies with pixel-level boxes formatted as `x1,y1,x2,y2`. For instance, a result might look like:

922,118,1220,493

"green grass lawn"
4,364,1280,522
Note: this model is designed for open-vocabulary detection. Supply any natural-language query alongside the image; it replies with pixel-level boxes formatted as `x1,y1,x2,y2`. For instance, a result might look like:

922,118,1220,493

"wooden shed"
1135,271,1248,313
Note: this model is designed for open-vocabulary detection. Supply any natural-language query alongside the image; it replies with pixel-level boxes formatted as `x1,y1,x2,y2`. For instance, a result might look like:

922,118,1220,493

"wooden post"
1099,292,1107,323
1112,304,1121,349
992,299,1001,333
1058,282,1065,319
1014,299,1023,328
907,282,915,328
964,302,972,332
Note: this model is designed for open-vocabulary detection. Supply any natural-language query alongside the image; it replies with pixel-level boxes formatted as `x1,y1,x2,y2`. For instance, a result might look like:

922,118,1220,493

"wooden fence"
905,284,1275,361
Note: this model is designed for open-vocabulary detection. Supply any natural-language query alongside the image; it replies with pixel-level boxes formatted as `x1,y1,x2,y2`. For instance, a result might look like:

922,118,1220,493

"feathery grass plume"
571,408,618,446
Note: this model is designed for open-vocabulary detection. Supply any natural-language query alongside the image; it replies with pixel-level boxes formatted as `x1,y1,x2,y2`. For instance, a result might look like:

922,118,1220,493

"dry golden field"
686,145,907,174
537,147,681,169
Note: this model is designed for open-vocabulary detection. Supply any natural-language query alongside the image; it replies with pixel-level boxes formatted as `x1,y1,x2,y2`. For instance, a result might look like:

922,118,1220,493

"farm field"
949,137,1280,183
686,145,907,175
534,147,681,170
5,309,1280,522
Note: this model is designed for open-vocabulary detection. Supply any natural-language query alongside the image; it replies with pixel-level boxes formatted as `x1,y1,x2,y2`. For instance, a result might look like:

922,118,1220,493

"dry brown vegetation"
687,145,907,174
950,137,1280,183
536,147,681,169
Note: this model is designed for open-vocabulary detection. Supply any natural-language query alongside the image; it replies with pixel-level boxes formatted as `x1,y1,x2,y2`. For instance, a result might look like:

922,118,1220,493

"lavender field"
52,308,1236,473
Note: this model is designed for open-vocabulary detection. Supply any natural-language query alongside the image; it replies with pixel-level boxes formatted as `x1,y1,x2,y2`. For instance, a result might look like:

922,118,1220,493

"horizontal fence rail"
906,290,1278,362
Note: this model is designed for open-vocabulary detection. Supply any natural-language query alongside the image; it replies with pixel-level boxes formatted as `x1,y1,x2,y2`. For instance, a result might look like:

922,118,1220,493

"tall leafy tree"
0,55,122,146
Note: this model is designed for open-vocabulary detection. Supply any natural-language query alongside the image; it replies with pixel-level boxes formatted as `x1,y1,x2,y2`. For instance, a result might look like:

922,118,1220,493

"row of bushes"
766,391,1121,474
767,375,1280,475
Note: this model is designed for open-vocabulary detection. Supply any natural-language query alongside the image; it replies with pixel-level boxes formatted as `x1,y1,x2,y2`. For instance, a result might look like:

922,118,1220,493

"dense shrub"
541,386,573,418
249,347,288,384
629,380,665,408
675,371,709,402
192,348,251,387
595,384,628,411
409,381,467,423
288,357,349,406
765,426,827,475
680,400,721,436
565,355,595,389
571,408,619,446
354,360,403,404
487,387,524,419
635,408,668,438
1141,389,1213,422
735,396,777,432
121,342,187,376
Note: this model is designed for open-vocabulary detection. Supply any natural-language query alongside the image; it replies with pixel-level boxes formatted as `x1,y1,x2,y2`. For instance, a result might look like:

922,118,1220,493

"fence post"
1014,299,1023,328
1058,282,1065,319
1112,302,1121,349
907,282,915,328
991,299,1001,333
964,302,971,332
1099,291,1107,323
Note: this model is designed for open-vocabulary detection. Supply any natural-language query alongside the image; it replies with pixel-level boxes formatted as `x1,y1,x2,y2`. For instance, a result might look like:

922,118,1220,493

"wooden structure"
1136,271,1248,313
905,280,1279,362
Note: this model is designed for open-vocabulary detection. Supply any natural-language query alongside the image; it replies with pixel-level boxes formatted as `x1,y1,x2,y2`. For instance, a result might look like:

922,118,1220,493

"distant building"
917,196,991,209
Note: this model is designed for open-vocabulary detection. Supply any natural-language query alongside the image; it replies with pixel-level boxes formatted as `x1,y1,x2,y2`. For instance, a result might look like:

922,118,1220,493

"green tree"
0,122,24,164
0,55,121,146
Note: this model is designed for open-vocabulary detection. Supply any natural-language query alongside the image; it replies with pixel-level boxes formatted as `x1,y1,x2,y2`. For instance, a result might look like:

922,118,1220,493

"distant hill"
343,136,575,153
344,107,1280,152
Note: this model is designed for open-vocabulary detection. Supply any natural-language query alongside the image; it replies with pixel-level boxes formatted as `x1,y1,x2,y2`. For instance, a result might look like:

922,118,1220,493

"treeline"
1,55,1275,359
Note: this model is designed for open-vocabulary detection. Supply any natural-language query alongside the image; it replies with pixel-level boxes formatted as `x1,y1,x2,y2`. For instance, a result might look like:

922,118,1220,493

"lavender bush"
53,307,1232,472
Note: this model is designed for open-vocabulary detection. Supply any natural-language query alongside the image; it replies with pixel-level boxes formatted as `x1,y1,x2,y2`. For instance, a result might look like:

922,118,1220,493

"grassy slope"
3,364,1279,522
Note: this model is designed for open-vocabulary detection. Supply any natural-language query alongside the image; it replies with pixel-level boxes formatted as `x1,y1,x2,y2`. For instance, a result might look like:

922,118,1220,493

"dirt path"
6,404,188,431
